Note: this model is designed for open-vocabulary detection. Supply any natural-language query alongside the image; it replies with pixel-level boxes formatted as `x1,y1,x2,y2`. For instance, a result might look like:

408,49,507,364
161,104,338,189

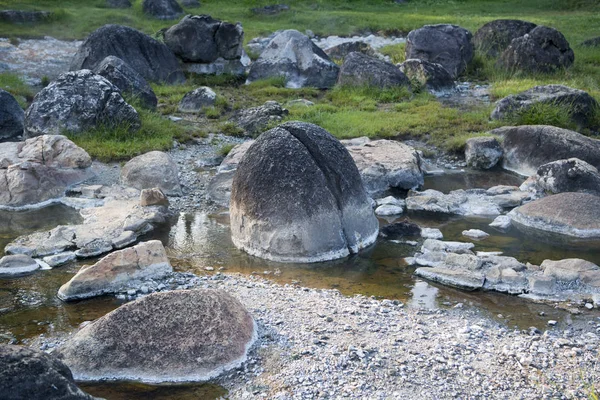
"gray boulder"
142,0,183,19
338,52,410,89
542,258,599,283
0,345,97,400
464,137,503,169
24,70,140,138
121,151,182,195
71,24,185,84
398,59,455,92
106,0,131,8
509,192,600,238
57,289,256,382
498,25,574,73
58,240,172,301
230,101,288,136
251,4,290,15
405,24,474,79
0,254,39,277
165,15,244,63
230,121,378,263
0,135,93,207
324,41,376,60
581,36,600,47
491,125,600,176
491,84,599,129
178,86,217,113
93,56,158,110
0,89,24,140
0,10,52,23
532,158,600,196
247,30,340,88
473,19,536,58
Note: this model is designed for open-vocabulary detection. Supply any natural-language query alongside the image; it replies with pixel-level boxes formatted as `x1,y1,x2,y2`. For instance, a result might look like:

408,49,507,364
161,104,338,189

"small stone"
461,229,490,240
585,303,594,310
421,228,443,240
140,187,169,207
548,320,558,326
375,204,404,216
489,215,511,230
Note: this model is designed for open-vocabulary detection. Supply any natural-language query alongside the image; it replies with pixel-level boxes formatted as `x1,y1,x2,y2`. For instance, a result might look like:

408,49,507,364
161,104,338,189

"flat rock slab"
509,192,600,239
415,267,485,291
57,289,256,383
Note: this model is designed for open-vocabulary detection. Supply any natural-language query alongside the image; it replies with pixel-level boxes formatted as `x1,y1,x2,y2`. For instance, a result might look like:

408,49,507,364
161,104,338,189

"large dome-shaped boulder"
338,52,410,89
93,56,158,110
509,192,600,238
70,24,185,84
0,345,97,400
490,125,600,176
246,30,340,89
0,89,24,141
230,121,378,263
473,19,537,58
24,70,140,138
57,289,256,383
405,24,474,79
498,25,574,73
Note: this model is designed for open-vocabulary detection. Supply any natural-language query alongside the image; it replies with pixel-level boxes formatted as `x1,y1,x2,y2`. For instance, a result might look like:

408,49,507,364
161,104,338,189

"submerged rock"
0,344,97,400
509,192,600,238
58,240,172,301
247,30,339,88
24,70,140,138
230,121,378,263
57,289,256,382
121,151,182,196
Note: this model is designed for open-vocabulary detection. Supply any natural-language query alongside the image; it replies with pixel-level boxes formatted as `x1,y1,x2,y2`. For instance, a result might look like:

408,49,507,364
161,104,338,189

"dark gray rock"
509,192,600,238
121,151,182,195
0,10,52,23
24,70,140,138
180,0,201,6
491,125,600,176
465,137,503,170
57,289,256,382
0,89,24,141
230,121,378,263
230,101,288,136
164,15,244,63
405,24,474,79
533,158,600,196
106,0,132,8
251,4,290,15
338,52,411,89
498,25,574,73
324,41,376,60
473,19,536,58
0,344,97,400
70,24,185,84
581,36,600,47
247,30,340,89
178,86,217,113
399,58,455,91
93,56,158,110
142,0,183,20
491,84,599,130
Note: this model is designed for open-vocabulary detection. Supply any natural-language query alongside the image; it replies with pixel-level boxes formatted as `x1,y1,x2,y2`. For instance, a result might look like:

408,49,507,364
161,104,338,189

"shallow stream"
1,170,599,399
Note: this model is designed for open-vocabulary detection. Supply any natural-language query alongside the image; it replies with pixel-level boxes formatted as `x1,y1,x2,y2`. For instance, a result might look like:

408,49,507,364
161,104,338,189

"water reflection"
409,280,439,309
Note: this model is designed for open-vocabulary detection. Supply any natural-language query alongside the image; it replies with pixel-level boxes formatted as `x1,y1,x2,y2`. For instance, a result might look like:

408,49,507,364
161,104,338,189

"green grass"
0,72,34,107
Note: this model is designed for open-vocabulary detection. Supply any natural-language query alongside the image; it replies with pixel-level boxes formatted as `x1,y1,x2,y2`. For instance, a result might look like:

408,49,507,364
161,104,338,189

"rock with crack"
58,240,172,300
0,89,24,141
247,30,340,88
0,135,93,208
71,24,185,84
121,151,182,196
230,121,378,263
509,192,600,239
56,289,256,383
24,70,141,138
491,125,600,176
5,186,172,258
0,344,98,400
491,85,599,130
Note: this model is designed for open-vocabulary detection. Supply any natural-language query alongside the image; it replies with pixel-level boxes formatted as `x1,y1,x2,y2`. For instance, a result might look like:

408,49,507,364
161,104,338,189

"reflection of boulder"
57,289,256,383
230,121,378,263
0,135,93,208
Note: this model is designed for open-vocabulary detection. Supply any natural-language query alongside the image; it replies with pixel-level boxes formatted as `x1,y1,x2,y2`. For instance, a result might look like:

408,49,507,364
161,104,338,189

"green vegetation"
1,0,599,160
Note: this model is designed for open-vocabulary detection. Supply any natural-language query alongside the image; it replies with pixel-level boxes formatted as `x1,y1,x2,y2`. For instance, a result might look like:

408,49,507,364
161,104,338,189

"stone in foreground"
509,193,600,238
121,151,182,196
230,121,378,263
58,240,172,301
246,30,339,89
57,289,256,383
0,344,97,400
